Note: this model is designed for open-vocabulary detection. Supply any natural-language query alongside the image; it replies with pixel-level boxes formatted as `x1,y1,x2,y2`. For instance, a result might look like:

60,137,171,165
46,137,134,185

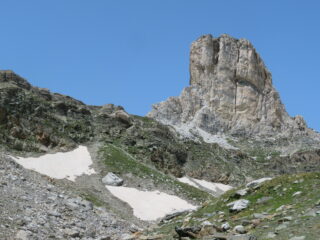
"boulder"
161,210,189,222
230,235,257,240
275,223,289,231
292,191,302,197
252,213,267,219
15,230,30,240
221,222,230,231
234,225,246,234
289,237,306,240
102,172,124,186
246,178,272,189
227,199,250,212
111,110,131,125
256,196,273,204
63,228,80,238
235,188,248,197
266,232,277,239
174,226,201,238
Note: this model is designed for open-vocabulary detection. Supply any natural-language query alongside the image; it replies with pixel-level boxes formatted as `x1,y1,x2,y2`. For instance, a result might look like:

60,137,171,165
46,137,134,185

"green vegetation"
131,115,156,125
196,173,319,220
100,144,213,203
150,172,320,239
81,192,105,207
247,147,269,162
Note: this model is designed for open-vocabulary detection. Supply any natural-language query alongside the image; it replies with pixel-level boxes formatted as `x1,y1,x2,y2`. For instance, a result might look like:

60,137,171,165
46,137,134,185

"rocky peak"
0,70,31,90
189,34,270,91
148,34,312,138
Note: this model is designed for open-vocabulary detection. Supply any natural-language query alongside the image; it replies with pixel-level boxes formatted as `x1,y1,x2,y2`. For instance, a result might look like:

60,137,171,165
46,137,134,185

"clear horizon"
0,0,319,131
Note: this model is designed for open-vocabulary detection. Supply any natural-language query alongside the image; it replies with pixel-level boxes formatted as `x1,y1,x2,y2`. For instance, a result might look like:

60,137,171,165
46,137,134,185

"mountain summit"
148,34,310,138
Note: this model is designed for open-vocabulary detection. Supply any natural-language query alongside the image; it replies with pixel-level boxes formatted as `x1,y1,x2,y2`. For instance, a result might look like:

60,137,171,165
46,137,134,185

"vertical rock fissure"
234,80,237,114
234,40,240,115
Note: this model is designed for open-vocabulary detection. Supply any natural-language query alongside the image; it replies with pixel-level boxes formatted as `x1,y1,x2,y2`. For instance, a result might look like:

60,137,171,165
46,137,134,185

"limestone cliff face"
148,34,308,137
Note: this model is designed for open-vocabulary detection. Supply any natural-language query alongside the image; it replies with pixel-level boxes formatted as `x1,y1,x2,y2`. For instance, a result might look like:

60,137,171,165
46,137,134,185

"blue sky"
0,1,319,131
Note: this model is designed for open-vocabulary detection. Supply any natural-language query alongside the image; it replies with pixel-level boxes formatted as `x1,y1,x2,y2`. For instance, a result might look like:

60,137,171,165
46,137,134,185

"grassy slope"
100,144,213,203
150,172,320,239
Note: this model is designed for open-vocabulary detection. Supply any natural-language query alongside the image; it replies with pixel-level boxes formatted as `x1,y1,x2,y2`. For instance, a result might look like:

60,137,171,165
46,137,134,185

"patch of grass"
270,151,281,157
102,144,161,178
100,144,213,203
246,147,280,163
81,192,105,207
132,115,156,126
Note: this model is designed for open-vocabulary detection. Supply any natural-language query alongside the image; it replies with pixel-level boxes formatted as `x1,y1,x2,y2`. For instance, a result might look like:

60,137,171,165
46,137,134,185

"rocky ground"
0,154,134,240
4,140,316,240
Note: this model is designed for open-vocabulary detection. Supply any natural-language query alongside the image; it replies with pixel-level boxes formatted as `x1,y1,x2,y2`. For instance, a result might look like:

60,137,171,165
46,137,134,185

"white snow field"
106,186,197,221
178,176,233,196
12,146,96,181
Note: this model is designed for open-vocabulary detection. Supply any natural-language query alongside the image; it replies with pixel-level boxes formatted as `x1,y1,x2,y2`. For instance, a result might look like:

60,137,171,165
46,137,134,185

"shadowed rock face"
148,34,309,137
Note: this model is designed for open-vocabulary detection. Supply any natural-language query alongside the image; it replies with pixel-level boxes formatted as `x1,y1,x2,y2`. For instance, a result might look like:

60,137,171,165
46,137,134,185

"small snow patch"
12,146,96,181
178,176,233,196
178,177,199,188
106,186,197,221
192,178,233,192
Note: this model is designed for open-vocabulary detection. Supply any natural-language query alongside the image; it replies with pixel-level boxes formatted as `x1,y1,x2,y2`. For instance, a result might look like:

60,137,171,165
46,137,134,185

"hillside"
1,34,320,239
146,173,320,239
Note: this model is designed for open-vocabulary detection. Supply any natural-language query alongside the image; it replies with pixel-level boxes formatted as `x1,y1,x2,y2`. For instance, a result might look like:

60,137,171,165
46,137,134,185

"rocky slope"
0,154,131,240
1,70,318,186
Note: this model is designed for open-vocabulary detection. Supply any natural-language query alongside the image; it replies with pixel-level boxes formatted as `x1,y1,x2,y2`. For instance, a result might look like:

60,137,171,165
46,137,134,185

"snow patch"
12,146,96,181
178,176,233,196
106,186,197,221
178,177,199,188
192,178,233,192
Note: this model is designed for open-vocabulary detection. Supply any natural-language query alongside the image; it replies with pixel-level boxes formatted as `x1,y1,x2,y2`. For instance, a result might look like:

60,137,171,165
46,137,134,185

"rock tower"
148,34,308,137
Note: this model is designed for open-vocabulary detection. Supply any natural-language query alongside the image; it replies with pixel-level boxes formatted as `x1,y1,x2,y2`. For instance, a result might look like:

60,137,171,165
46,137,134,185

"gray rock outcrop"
148,34,313,138
102,172,124,186
227,199,250,212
